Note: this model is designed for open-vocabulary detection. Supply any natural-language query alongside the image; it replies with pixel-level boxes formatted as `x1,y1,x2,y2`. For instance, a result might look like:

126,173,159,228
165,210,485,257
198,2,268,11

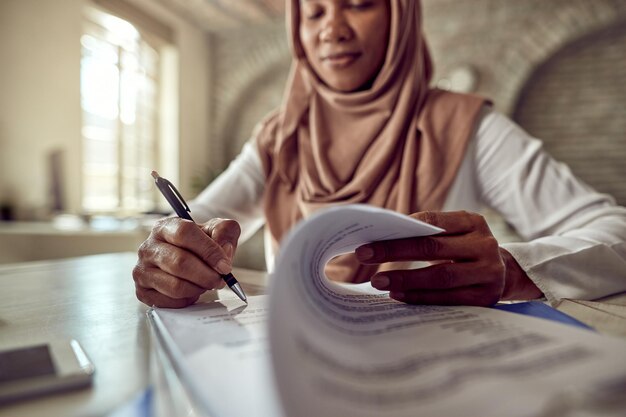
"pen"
150,170,248,304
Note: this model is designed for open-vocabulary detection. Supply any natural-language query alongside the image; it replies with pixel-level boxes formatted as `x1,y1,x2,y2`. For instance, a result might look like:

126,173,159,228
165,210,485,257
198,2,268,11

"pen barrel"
169,201,193,221
155,178,193,221
222,273,237,287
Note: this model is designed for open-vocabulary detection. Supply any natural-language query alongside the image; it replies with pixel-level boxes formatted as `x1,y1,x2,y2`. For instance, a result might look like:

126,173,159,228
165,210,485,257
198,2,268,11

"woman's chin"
323,77,371,93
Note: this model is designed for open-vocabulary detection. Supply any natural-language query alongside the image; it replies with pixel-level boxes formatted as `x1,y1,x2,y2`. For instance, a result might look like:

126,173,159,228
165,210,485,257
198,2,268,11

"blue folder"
494,301,593,330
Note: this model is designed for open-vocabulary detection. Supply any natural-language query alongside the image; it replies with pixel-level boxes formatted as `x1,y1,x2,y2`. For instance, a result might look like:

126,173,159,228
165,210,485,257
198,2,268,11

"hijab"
256,0,488,282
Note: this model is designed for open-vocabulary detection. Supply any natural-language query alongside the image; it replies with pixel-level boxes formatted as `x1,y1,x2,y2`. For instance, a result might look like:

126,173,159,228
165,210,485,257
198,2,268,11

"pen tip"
151,170,159,179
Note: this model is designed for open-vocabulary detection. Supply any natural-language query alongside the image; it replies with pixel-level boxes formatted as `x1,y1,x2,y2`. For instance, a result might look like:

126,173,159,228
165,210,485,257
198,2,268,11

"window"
80,6,176,214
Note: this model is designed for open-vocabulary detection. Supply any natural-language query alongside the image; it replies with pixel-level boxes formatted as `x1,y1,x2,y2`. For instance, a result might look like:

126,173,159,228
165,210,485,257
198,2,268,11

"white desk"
0,253,266,417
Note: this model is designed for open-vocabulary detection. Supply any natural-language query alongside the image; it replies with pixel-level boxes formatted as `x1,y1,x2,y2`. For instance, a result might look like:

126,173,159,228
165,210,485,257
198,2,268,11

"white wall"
0,0,83,219
0,0,211,219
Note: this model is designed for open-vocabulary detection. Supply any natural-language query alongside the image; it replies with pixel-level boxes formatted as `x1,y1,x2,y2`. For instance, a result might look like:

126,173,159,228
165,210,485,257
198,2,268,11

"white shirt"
189,110,626,305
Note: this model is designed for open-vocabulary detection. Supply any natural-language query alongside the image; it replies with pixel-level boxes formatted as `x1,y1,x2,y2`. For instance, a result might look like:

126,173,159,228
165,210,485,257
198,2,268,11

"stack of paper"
149,205,626,417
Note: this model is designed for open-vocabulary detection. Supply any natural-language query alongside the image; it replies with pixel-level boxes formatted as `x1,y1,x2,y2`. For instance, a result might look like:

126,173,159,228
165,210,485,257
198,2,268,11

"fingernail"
371,275,390,289
355,246,374,261
216,259,231,275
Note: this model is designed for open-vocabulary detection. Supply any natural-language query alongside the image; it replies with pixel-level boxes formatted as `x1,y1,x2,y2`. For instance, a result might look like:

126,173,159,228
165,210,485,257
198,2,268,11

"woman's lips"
322,52,361,68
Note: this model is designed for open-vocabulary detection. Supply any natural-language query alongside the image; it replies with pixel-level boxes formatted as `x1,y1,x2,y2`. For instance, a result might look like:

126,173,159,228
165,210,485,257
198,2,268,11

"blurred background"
0,0,625,269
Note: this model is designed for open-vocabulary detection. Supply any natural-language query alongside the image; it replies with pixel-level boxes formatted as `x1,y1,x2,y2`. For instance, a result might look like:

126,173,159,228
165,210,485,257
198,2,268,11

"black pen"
151,170,247,303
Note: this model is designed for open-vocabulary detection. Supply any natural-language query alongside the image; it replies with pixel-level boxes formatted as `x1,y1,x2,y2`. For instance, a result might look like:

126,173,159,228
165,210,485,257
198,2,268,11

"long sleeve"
465,111,626,304
188,141,266,243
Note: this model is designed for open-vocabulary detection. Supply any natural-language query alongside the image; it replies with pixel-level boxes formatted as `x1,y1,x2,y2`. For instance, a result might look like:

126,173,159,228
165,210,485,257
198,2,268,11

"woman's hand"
355,211,542,306
133,217,241,308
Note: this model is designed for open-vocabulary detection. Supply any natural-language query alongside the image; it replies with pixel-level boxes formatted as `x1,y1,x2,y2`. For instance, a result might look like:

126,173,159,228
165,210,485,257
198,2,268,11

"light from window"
81,7,161,214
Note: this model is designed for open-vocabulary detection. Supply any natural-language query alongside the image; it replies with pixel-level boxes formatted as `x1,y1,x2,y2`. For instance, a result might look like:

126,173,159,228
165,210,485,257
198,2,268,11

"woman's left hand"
355,211,541,306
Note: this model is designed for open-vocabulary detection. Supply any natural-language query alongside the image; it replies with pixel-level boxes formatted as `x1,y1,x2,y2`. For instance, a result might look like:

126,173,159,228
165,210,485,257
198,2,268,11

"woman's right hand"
133,217,241,308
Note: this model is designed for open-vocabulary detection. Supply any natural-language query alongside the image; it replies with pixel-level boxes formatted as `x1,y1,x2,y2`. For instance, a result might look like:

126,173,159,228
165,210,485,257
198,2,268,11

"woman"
133,0,626,309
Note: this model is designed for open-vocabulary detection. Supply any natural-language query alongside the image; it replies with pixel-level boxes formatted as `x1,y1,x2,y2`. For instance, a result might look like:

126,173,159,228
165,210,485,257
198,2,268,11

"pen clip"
161,177,191,214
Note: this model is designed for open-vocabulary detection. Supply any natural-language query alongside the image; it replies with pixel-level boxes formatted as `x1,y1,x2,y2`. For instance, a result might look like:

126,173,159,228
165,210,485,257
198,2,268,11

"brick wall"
514,22,626,206
422,0,626,113
210,24,290,168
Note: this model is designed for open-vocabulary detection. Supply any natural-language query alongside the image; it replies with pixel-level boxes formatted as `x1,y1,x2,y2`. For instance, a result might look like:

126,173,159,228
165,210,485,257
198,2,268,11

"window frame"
80,4,175,216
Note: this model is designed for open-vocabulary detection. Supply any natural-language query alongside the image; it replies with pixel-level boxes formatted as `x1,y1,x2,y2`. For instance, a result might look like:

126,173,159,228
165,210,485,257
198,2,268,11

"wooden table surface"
0,252,266,417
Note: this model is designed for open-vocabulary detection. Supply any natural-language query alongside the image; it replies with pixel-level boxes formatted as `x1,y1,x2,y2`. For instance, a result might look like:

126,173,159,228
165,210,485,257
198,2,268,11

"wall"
0,0,83,220
422,0,626,115
514,22,626,206
211,23,290,166
0,0,211,220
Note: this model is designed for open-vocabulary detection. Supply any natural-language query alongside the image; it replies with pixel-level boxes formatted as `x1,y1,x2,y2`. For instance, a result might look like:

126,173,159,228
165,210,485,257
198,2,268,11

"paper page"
151,296,283,417
268,205,626,417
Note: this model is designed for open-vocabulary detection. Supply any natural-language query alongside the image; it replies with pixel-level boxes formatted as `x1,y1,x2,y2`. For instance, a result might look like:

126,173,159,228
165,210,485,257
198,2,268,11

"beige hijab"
256,0,487,282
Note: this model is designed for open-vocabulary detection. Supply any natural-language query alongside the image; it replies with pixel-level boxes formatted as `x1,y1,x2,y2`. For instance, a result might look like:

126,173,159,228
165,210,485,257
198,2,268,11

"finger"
134,265,206,299
202,218,241,261
356,233,491,264
411,211,490,235
135,286,200,308
390,286,500,307
371,262,500,291
153,218,232,274
137,240,224,289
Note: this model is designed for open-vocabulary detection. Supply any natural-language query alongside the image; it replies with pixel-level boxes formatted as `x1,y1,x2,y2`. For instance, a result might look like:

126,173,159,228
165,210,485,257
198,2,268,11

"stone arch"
221,58,291,160
481,6,626,245
211,25,290,167
512,19,626,205
492,0,626,115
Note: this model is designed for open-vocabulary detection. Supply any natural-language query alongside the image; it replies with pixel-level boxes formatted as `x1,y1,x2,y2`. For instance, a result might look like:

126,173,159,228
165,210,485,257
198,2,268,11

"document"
149,296,280,417
149,204,626,417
